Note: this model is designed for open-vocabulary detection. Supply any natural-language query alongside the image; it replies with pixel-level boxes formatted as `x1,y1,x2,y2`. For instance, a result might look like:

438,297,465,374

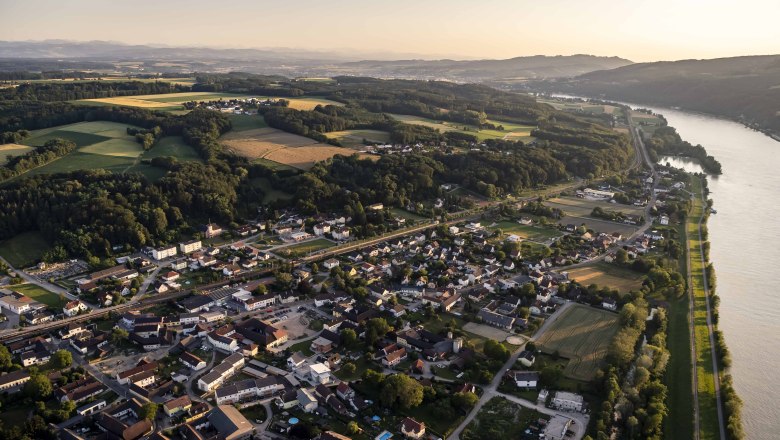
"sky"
1,0,779,62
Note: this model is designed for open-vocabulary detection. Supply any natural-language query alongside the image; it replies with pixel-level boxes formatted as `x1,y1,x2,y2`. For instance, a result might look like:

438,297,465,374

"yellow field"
535,304,620,380
566,262,645,294
80,96,174,108
0,143,34,164
221,127,371,170
80,92,340,112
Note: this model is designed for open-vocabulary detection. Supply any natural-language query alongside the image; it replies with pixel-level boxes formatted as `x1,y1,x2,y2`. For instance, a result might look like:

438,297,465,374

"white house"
510,371,539,389
297,388,318,413
180,239,203,254
602,299,618,311
323,258,340,270
332,227,350,240
313,223,331,236
308,363,331,385
63,300,88,317
151,246,178,261
659,215,670,226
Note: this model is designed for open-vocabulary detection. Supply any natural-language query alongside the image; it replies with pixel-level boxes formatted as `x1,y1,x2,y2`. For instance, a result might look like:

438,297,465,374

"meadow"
566,261,646,294
534,304,620,381
277,238,336,258
388,114,535,142
487,220,563,241
0,231,50,267
8,283,65,308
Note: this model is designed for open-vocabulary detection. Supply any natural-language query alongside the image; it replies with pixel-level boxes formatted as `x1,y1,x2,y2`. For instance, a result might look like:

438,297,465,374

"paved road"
691,182,726,440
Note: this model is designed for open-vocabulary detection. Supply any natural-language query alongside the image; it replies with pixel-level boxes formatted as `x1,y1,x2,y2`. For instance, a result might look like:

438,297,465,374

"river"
635,105,779,439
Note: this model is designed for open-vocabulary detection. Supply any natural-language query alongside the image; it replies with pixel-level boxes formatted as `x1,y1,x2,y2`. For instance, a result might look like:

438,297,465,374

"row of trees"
0,138,76,181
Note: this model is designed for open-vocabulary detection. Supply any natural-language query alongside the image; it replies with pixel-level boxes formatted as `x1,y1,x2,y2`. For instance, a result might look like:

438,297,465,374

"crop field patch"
80,138,145,158
222,127,371,170
534,304,620,381
547,196,646,217
22,130,111,148
141,136,202,162
79,93,341,112
325,129,391,147
0,143,34,164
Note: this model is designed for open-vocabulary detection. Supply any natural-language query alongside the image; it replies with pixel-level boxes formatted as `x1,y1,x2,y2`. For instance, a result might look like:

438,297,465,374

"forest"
646,125,722,174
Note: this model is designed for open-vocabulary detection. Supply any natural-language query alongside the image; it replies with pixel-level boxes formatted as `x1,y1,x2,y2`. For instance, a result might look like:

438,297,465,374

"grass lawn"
389,207,428,222
9,283,64,308
249,177,294,204
141,136,202,162
277,238,336,258
566,261,646,294
388,114,534,142
0,231,50,267
335,356,374,381
534,304,620,381
21,130,110,148
239,404,268,422
520,241,551,261
288,339,314,356
686,176,720,440
0,405,31,428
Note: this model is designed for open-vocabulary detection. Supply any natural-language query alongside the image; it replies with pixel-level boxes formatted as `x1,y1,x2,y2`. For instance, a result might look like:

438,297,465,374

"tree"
112,327,129,344
346,421,360,435
380,374,424,409
483,339,510,361
365,317,390,346
341,362,357,377
616,249,628,264
275,272,294,290
340,328,358,349
24,373,53,399
452,391,479,411
540,365,563,387
0,344,11,369
50,349,72,369
253,284,268,296
139,402,159,420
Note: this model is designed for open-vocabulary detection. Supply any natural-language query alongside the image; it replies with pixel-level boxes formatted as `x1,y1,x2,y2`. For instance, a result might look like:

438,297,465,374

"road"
691,181,727,440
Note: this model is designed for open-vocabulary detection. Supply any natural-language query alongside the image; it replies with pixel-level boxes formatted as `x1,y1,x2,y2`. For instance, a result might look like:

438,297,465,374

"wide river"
625,104,779,439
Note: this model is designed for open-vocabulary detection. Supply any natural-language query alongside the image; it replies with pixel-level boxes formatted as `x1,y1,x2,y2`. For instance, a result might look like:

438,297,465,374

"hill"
540,55,780,134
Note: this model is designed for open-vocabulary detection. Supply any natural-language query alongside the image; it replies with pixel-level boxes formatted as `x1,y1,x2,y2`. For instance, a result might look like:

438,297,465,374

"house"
477,308,515,329
509,370,540,389
400,417,426,439
323,258,340,270
208,405,253,440
63,300,88,317
518,350,536,367
204,223,223,239
382,347,407,367
180,351,207,371
311,337,334,354
309,363,331,385
163,395,192,417
0,292,35,314
287,352,307,370
179,239,203,254
332,227,350,240
314,223,331,236
297,388,318,413
235,318,288,350
602,298,618,311
198,353,245,391
659,215,670,225
552,391,584,411
214,376,286,405
151,245,178,261
21,350,51,367
0,370,30,392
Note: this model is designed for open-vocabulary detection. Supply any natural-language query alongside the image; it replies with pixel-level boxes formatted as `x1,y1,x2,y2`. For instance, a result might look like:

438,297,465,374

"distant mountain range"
541,55,780,133
0,40,632,80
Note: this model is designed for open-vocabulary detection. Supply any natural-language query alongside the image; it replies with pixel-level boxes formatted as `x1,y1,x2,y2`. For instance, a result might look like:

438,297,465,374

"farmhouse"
477,308,515,329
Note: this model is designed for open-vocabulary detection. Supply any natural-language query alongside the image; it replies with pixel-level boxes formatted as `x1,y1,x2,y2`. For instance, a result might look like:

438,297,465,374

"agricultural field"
7,283,65,308
538,99,622,115
227,113,268,132
139,136,202,162
2,76,196,86
78,92,342,112
276,238,336,258
546,196,646,217
534,304,620,381
566,261,646,293
221,127,371,170
0,143,34,165
558,215,638,236
388,114,535,142
0,231,50,267
325,129,391,148
487,220,563,241
11,121,168,179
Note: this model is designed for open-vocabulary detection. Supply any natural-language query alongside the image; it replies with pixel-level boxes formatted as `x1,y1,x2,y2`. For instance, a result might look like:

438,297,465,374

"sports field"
8,283,65,308
0,143,34,165
325,129,391,148
534,304,620,381
558,215,638,236
277,238,336,258
78,92,341,112
221,127,371,170
566,262,645,293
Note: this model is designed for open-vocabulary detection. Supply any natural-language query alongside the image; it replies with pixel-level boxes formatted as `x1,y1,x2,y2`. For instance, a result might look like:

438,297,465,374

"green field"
141,136,202,162
558,215,638,236
325,129,392,147
9,283,65,308
686,177,720,440
390,207,429,222
567,261,646,294
547,196,646,217
277,238,336,258
0,231,50,267
7,121,158,179
487,220,563,241
248,177,294,204
228,113,268,132
534,304,620,381
0,143,35,165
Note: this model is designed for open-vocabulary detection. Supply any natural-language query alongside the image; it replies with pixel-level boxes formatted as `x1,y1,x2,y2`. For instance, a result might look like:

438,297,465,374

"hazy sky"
1,0,779,62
